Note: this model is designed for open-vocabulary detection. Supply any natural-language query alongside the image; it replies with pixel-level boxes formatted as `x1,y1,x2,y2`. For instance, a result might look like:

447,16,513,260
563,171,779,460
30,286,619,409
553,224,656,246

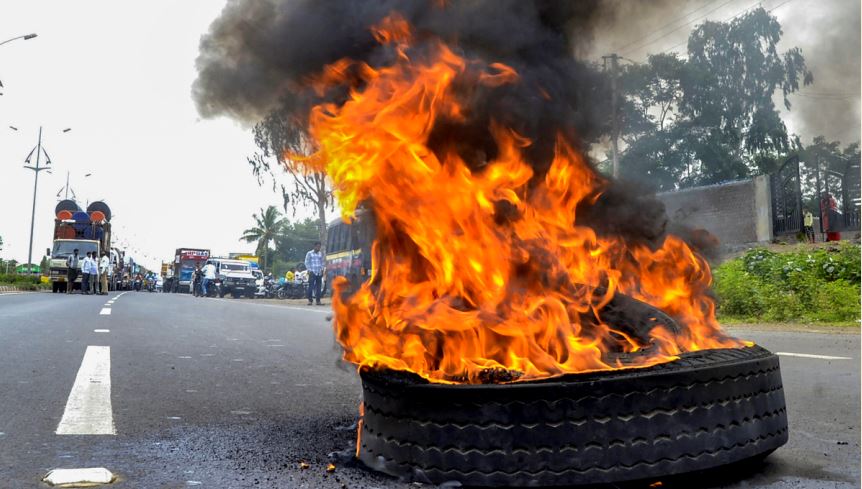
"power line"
619,0,742,57
655,0,797,58
613,0,723,53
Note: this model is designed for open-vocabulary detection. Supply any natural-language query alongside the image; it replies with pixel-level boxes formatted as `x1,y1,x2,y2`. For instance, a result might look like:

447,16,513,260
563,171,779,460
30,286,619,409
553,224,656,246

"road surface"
0,291,858,488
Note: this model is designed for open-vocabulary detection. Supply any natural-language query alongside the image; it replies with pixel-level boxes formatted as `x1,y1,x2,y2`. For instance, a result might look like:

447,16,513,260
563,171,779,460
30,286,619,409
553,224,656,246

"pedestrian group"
65,248,111,295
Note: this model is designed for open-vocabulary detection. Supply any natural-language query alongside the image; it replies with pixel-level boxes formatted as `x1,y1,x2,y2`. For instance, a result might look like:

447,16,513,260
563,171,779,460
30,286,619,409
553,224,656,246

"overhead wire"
612,0,723,53
653,0,797,59
619,0,743,57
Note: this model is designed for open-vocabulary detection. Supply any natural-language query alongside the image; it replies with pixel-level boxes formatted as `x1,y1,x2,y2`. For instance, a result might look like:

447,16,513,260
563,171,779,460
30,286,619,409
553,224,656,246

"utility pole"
23,127,52,274
603,53,621,179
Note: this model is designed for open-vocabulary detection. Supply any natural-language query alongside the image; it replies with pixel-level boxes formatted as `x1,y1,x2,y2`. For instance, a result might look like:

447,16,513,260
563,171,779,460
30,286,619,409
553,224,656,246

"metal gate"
770,156,803,236
818,157,861,233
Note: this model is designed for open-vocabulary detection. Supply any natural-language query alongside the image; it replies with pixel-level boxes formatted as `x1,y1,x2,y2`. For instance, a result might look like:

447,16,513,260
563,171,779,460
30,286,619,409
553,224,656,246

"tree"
618,7,813,190
240,206,285,272
249,106,334,254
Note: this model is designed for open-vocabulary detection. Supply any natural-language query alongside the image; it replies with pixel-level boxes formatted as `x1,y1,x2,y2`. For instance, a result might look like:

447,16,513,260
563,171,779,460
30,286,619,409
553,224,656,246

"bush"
714,243,860,324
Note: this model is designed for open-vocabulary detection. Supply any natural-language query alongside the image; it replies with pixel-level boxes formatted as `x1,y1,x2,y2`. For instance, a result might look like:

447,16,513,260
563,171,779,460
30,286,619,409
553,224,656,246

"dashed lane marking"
100,308,111,315
94,329,110,333
776,352,852,360
56,346,115,435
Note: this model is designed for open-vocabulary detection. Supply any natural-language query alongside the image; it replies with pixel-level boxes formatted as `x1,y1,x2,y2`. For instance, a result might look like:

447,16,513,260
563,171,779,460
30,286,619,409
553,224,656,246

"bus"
325,210,374,293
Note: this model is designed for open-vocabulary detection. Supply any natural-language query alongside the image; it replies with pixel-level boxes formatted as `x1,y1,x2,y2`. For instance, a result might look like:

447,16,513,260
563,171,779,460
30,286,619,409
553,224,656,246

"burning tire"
358,345,787,487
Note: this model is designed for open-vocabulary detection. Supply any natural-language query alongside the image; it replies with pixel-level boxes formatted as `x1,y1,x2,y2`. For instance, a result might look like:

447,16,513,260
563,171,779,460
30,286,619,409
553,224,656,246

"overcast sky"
0,0,858,270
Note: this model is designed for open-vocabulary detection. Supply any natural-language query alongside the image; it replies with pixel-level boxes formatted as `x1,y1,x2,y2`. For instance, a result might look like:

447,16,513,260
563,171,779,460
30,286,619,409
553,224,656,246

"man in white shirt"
99,252,111,295
201,260,217,296
81,252,93,295
88,252,99,294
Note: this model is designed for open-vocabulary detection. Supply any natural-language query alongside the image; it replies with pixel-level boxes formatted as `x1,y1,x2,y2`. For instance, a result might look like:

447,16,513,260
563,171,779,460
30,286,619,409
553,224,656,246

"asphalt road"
0,291,858,488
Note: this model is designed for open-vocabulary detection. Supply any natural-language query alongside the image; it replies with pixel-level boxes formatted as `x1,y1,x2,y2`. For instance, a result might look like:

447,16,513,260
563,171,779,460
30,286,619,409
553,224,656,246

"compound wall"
657,175,772,249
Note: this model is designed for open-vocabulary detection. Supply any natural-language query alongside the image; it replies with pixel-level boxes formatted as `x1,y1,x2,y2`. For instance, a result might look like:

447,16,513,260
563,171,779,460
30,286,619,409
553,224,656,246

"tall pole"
603,53,621,178
25,127,48,274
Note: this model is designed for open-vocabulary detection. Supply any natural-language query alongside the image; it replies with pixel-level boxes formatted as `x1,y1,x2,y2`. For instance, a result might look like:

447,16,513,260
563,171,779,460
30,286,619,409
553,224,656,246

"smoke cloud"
779,0,860,144
193,0,689,250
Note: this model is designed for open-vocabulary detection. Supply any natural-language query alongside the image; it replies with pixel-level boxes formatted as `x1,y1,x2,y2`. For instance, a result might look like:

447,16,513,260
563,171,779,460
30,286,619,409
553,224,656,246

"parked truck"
47,200,113,293
171,248,210,293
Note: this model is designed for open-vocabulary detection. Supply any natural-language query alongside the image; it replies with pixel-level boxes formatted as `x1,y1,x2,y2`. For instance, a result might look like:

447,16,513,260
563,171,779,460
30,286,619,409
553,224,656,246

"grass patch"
714,243,860,324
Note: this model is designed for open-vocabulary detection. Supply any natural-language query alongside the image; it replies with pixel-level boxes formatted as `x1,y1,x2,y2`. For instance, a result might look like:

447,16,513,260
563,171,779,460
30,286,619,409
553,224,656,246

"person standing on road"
81,252,93,295
201,260,216,297
304,242,324,305
192,264,203,295
803,210,815,243
88,252,99,295
99,252,110,295
66,248,80,294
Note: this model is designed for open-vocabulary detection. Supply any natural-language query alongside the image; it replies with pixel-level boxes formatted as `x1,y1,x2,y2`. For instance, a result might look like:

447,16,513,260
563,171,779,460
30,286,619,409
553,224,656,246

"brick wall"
657,176,772,249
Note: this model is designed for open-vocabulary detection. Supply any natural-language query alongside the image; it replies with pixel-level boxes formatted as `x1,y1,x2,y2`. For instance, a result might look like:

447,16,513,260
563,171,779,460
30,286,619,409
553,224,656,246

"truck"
47,200,112,293
171,248,210,293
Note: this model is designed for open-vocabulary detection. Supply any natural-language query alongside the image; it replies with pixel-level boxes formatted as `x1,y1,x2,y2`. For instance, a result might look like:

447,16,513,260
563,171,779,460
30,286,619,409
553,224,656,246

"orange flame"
298,15,741,384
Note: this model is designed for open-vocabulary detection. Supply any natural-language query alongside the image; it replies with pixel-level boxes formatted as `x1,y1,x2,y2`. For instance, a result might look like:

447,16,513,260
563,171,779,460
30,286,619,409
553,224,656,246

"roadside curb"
0,285,48,294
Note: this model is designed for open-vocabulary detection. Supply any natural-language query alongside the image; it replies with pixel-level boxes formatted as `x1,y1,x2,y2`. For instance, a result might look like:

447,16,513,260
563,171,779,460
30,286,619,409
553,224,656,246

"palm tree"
240,206,284,271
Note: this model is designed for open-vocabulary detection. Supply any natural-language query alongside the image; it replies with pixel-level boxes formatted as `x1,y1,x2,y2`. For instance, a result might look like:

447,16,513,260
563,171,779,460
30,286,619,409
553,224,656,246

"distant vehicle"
47,200,113,293
325,210,374,294
211,258,256,298
171,248,210,293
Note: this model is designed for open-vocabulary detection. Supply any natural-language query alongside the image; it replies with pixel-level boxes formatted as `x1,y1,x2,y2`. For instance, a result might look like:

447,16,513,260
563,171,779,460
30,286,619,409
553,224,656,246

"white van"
211,258,257,298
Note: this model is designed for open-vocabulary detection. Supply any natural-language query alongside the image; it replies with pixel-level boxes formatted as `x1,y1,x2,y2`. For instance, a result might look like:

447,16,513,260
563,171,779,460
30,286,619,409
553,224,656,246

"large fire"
297,15,742,384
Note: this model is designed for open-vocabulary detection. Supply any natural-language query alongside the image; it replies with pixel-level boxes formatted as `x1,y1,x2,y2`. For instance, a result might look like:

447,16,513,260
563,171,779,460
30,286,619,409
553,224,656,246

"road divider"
56,346,115,435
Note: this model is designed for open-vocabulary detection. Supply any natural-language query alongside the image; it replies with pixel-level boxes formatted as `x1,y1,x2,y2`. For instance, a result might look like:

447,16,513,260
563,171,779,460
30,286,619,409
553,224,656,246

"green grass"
713,243,860,324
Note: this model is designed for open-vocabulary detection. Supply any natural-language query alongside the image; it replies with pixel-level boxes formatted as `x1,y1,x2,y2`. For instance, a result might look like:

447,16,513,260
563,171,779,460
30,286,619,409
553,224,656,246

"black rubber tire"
359,345,788,487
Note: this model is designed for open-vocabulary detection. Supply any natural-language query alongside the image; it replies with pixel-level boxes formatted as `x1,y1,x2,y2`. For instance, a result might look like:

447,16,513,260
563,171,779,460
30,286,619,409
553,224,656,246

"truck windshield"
53,241,98,258
220,263,249,271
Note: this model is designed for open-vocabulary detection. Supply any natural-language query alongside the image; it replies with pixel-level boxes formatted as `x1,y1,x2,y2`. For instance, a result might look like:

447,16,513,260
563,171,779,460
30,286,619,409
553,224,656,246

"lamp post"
0,33,37,47
0,33,37,95
14,126,70,274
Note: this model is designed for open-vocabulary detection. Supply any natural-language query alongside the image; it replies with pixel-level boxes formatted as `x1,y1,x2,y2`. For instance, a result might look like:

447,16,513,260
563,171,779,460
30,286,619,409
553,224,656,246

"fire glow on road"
56,346,115,435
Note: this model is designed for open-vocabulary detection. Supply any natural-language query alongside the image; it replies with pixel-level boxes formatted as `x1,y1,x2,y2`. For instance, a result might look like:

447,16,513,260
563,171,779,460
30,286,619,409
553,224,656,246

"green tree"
249,105,333,254
618,7,813,190
274,218,320,264
240,206,285,272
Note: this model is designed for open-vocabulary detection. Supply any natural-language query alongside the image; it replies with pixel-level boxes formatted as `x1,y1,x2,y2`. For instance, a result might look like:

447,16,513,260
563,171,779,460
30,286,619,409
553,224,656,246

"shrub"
714,244,860,324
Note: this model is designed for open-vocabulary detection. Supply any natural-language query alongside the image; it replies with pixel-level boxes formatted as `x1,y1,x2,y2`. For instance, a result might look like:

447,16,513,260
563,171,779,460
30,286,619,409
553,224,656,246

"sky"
0,0,858,270
0,1,284,271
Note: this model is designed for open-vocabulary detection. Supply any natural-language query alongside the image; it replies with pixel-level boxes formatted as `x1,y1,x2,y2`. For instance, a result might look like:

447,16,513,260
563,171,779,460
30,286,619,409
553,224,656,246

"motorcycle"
201,278,221,298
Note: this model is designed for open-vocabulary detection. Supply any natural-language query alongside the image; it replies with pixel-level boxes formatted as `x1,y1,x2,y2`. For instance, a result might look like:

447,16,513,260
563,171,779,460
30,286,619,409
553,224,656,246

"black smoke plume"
194,0,688,250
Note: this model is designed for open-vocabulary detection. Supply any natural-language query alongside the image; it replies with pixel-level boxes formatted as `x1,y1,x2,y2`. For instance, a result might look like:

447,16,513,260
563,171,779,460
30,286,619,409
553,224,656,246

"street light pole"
24,127,51,273
0,33,37,47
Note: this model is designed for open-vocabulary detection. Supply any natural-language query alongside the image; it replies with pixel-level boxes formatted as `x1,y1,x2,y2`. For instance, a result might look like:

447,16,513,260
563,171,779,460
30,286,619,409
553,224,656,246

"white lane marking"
56,346,115,435
99,308,111,315
94,329,110,333
776,352,852,360
43,468,114,485
208,298,331,314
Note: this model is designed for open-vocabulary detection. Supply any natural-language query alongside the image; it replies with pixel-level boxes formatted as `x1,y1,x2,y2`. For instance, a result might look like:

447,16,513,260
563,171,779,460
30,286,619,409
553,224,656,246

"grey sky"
0,0,857,269
0,1,281,270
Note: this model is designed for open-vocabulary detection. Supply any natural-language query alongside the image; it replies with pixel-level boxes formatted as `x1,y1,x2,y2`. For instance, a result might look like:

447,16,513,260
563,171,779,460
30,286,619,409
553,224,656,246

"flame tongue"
299,16,741,384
